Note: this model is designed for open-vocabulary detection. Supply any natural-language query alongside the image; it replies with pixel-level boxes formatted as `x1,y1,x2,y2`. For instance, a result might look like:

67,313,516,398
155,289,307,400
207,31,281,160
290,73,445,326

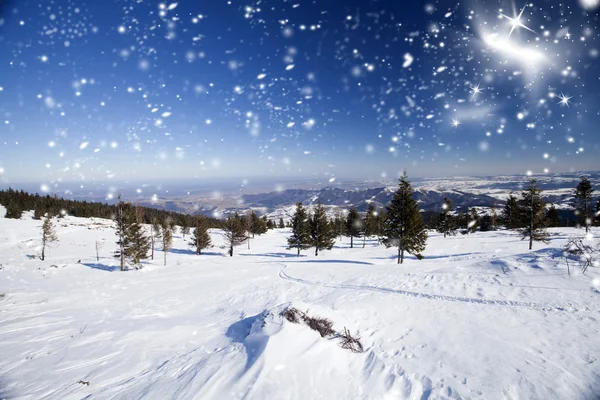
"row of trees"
286,171,427,263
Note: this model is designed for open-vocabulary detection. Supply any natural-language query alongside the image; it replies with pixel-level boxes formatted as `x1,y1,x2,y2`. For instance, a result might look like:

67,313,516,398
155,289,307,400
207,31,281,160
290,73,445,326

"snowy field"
1,211,599,400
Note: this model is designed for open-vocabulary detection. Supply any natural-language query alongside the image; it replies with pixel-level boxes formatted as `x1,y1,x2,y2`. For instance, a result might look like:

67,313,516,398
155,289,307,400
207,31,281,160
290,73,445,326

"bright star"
470,84,484,98
564,31,571,40
499,3,535,37
557,93,572,107
452,118,460,128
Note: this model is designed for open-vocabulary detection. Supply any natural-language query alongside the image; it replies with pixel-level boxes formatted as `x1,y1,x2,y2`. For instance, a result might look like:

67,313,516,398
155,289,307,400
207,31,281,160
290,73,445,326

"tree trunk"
363,234,366,248
297,246,300,257
164,248,167,266
397,246,401,264
315,246,319,256
350,235,353,248
585,201,589,233
229,245,233,257
151,235,154,260
41,241,45,261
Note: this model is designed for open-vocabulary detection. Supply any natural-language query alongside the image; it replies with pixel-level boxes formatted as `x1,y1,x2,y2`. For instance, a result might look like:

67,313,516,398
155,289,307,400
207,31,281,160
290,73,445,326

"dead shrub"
339,327,364,353
303,315,334,338
281,307,301,323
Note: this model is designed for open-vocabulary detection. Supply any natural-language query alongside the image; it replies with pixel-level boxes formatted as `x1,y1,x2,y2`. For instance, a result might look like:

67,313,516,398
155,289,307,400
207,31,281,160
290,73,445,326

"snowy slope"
1,212,599,399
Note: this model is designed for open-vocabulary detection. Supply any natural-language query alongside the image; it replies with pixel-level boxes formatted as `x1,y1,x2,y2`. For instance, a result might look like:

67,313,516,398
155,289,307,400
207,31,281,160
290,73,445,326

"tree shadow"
286,259,373,265
170,248,196,255
239,252,305,258
82,262,121,272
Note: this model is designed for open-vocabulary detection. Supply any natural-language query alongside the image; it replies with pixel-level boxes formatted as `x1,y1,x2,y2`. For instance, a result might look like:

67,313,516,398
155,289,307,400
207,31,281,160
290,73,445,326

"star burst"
499,2,535,37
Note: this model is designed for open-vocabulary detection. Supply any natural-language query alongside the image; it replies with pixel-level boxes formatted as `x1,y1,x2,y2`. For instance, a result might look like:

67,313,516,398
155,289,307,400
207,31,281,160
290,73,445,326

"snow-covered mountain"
136,172,600,217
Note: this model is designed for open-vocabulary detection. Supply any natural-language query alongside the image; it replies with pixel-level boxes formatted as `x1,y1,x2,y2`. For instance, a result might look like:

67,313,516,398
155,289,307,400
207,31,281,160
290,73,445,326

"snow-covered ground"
1,210,599,399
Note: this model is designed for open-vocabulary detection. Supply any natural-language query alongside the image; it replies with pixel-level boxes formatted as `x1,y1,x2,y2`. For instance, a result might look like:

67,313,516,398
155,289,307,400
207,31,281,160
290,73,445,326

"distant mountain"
128,172,600,218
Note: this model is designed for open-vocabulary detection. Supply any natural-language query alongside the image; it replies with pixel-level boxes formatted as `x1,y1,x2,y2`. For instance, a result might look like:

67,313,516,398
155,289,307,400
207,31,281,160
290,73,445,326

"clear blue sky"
0,0,599,190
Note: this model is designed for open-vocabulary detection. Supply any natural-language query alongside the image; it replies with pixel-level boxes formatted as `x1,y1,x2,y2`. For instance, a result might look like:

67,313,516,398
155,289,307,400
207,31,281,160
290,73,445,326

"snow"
1,212,599,399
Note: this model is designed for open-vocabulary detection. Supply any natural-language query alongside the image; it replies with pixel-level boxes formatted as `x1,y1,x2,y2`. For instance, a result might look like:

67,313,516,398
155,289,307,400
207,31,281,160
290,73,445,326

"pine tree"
310,200,336,256
436,197,457,238
250,211,268,237
383,171,427,264
189,216,212,255
161,219,173,266
224,216,247,256
502,194,523,230
278,217,285,229
287,202,311,256
490,204,499,231
468,208,480,234
345,206,362,248
376,208,387,244
150,219,161,260
363,203,378,248
114,197,150,270
181,217,190,239
40,213,58,261
547,204,561,227
333,209,347,240
595,200,600,227
574,176,594,233
4,200,22,219
519,179,550,250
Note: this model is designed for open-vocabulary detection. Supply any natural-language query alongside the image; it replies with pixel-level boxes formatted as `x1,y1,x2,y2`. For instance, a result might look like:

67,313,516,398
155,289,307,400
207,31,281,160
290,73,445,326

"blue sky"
0,0,599,190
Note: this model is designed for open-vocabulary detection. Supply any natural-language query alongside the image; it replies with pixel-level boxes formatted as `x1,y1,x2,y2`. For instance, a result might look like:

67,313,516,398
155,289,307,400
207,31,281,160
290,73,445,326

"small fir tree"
114,197,150,270
383,170,427,264
519,179,550,250
224,216,247,256
287,202,311,256
574,176,594,233
436,197,457,238
161,218,173,266
468,208,480,234
502,194,523,230
310,200,336,256
363,203,378,248
345,206,362,248
181,218,190,239
278,217,285,229
40,213,58,261
547,205,561,227
189,216,212,255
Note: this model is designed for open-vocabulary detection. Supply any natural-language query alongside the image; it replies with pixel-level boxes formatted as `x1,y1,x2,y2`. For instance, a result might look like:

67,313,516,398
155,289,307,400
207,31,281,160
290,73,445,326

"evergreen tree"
161,219,173,266
189,216,212,255
436,197,457,238
595,200,600,227
574,176,594,233
310,200,336,256
224,216,247,256
502,194,523,230
383,171,427,264
4,200,22,219
333,209,347,240
375,208,387,244
250,211,268,237
278,217,285,229
266,219,275,230
345,206,362,248
363,203,378,248
468,208,480,234
181,217,190,239
114,197,150,270
40,213,58,261
519,179,550,250
547,204,561,227
150,219,161,260
287,202,311,256
489,204,499,231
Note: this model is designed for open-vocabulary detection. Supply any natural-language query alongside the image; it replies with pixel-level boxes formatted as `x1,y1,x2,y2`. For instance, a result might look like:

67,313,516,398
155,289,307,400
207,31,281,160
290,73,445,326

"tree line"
6,175,599,268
